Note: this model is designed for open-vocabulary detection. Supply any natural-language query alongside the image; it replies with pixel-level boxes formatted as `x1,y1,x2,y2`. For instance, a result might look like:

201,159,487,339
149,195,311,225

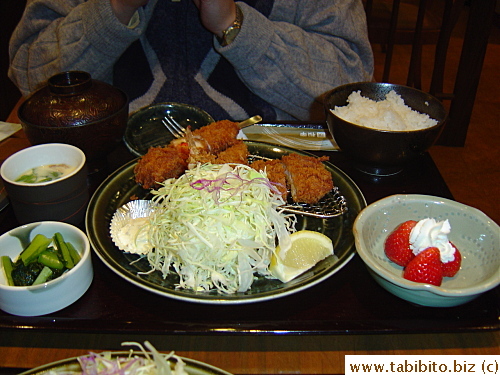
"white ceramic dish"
353,194,500,307
0,143,86,183
0,221,93,316
0,143,89,225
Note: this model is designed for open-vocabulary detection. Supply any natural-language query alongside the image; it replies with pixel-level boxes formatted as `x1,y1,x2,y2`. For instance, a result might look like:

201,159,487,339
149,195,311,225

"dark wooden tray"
0,138,498,335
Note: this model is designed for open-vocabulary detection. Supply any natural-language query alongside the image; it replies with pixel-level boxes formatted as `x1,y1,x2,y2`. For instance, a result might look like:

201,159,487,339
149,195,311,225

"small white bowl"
0,221,93,316
353,194,500,307
0,143,89,225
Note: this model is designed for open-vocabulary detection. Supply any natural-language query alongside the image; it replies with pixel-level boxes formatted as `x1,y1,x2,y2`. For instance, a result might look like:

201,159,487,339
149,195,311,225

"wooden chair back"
363,0,496,146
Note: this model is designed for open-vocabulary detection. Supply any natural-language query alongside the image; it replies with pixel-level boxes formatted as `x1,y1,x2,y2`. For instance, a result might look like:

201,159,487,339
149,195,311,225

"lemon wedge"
270,230,334,283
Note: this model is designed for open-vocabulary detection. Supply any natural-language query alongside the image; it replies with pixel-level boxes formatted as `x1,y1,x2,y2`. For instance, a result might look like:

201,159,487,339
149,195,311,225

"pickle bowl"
0,221,93,316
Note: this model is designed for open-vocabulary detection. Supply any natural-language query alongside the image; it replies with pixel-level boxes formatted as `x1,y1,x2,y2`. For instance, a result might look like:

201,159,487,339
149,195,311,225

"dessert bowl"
0,221,93,316
353,194,500,307
324,82,447,176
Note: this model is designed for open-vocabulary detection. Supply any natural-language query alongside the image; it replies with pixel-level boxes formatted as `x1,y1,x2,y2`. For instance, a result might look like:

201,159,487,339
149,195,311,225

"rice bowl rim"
325,82,447,134
328,108,444,134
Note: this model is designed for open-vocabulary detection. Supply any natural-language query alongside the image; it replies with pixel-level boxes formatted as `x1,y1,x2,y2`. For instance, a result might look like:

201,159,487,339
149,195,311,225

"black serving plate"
86,141,366,304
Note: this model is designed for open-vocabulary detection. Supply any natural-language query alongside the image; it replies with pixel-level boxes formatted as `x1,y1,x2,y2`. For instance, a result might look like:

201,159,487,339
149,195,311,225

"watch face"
220,5,243,46
224,27,241,45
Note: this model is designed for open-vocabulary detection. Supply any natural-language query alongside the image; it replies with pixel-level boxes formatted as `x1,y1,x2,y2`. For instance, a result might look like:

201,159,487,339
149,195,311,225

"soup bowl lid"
18,71,128,128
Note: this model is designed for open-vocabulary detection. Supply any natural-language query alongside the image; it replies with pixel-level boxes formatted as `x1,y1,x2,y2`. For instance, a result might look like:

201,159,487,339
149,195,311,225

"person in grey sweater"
9,0,374,121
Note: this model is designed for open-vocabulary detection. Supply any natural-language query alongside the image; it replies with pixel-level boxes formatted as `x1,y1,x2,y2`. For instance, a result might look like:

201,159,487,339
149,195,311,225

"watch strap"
217,5,243,47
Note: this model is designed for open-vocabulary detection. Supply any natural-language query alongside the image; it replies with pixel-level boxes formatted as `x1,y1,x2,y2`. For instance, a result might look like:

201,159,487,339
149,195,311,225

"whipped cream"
409,218,455,263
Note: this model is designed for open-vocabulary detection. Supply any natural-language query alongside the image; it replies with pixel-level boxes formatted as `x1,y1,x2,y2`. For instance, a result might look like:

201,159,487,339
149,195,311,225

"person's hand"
110,0,149,25
192,0,237,38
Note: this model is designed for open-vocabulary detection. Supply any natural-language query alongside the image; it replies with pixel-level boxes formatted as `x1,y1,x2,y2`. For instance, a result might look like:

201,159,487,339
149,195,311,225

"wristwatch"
217,5,243,47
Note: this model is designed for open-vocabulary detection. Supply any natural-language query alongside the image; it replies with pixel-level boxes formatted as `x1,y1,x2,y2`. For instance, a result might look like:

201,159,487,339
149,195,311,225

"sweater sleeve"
8,0,154,96
217,0,374,120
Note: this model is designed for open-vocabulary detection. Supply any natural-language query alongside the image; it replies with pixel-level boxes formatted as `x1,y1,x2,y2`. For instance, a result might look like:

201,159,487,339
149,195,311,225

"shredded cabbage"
48,341,187,375
146,163,296,293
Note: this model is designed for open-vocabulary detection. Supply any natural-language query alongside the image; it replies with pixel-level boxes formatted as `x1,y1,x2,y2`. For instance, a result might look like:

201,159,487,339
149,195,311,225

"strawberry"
384,220,418,267
442,243,462,277
403,247,443,286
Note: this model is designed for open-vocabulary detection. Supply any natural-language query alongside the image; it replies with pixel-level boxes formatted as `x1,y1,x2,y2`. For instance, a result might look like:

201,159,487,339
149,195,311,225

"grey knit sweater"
9,0,374,121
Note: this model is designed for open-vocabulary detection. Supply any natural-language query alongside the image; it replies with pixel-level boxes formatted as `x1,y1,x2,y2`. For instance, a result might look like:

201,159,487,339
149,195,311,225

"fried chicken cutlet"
191,120,241,154
134,118,333,204
187,140,249,166
281,153,333,204
215,141,249,165
134,146,188,189
250,159,288,199
135,119,243,188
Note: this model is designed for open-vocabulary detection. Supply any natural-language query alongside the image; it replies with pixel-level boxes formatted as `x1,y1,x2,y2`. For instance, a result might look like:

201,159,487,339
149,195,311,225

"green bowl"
353,194,500,307
124,102,214,156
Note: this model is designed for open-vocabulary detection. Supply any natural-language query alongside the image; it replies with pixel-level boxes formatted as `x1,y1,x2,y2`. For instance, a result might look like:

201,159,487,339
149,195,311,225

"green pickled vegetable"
32,266,53,285
53,232,74,269
66,242,81,265
1,256,15,286
38,249,64,270
6,232,81,286
20,234,52,265
11,261,44,286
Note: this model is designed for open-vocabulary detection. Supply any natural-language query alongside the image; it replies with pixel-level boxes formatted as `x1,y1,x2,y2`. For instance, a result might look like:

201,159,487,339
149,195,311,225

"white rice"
331,90,438,131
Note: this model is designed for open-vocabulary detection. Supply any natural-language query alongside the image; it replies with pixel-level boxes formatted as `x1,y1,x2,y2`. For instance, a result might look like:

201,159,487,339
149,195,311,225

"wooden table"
0,113,498,374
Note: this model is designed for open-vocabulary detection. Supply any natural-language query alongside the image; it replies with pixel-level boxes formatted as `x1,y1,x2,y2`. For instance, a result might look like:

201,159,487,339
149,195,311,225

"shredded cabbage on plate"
65,342,186,375
145,163,296,294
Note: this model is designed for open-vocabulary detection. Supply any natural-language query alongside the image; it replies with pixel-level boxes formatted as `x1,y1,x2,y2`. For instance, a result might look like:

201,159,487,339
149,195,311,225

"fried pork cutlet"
134,146,188,189
281,154,333,204
192,120,240,154
250,159,288,199
215,141,249,165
